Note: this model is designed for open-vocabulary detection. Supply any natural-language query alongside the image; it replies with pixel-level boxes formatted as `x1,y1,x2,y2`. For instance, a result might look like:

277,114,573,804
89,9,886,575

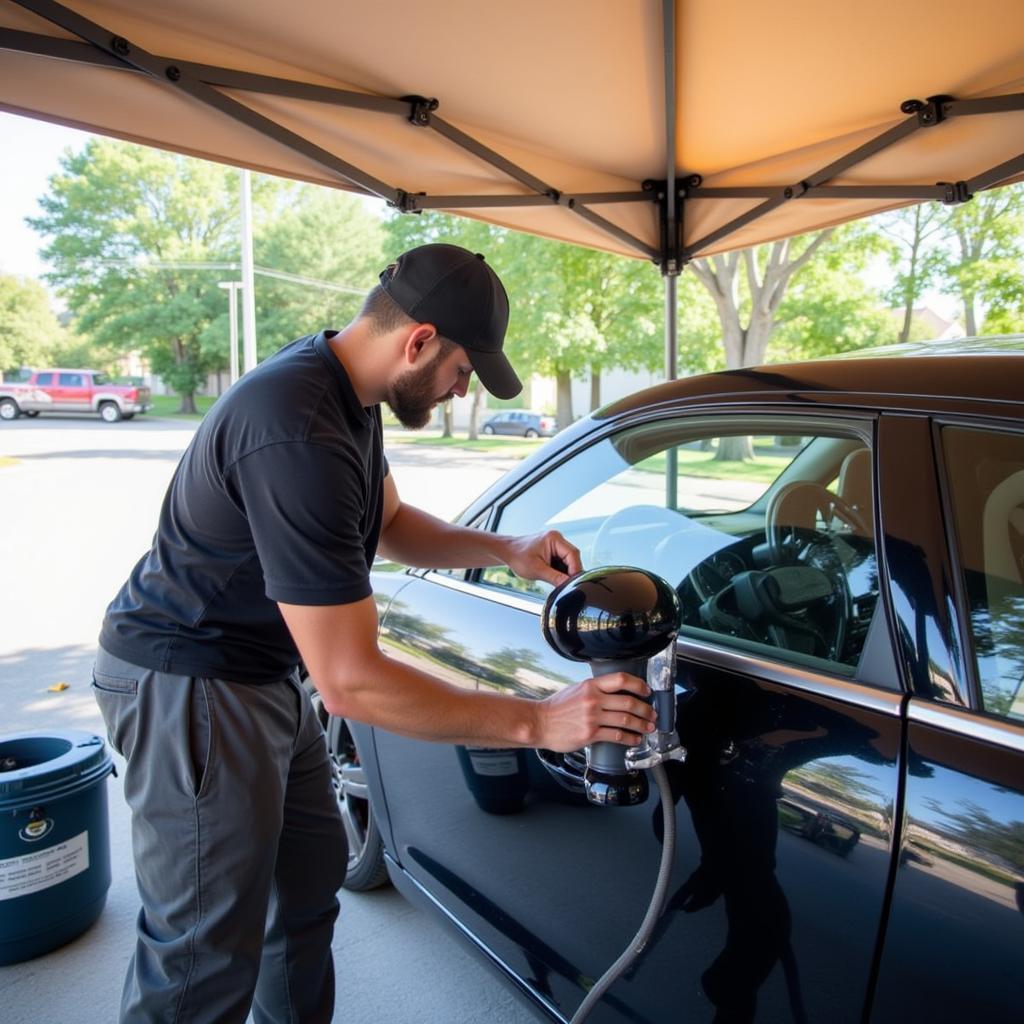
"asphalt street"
0,413,536,1024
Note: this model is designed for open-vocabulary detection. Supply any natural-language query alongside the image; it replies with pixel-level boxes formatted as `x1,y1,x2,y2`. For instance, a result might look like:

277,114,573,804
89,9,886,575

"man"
93,243,655,1023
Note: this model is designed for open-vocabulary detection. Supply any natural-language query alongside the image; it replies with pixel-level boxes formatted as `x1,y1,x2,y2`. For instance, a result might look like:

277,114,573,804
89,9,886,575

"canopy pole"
662,0,679,511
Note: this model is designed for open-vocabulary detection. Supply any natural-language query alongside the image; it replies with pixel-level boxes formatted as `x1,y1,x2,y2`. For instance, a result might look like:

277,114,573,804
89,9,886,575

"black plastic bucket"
0,729,114,965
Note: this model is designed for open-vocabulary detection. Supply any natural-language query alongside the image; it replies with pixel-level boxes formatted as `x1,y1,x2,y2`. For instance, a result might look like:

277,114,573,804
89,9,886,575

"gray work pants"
93,648,348,1024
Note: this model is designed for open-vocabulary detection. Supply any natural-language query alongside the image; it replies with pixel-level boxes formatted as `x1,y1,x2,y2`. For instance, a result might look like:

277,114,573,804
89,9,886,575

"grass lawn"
384,429,545,458
149,394,219,419
637,447,792,484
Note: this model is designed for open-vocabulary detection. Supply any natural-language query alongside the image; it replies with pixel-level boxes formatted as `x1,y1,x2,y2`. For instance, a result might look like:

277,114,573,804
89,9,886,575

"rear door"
871,417,1024,1022
375,410,905,1023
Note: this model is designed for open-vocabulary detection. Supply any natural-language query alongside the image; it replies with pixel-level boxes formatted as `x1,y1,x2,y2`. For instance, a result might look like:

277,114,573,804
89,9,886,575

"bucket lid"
0,730,112,802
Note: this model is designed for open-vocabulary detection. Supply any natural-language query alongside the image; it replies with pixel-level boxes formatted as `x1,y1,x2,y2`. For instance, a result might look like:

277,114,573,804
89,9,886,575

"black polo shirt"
100,331,388,684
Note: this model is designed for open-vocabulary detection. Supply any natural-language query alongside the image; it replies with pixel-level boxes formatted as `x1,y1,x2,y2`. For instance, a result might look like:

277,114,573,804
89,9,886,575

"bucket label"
0,831,89,901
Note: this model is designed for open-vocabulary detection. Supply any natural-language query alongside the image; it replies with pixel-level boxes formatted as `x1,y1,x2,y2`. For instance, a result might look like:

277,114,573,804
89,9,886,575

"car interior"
481,420,880,679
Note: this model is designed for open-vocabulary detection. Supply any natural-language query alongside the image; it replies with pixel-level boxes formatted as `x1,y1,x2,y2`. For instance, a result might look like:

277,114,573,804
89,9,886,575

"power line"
97,259,367,294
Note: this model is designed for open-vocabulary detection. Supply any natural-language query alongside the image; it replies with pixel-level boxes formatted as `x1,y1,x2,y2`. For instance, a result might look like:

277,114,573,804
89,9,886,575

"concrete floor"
0,415,541,1023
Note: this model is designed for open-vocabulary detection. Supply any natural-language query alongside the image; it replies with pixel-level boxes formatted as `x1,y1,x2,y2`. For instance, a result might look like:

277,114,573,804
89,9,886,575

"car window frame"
433,407,901,692
933,414,1024,722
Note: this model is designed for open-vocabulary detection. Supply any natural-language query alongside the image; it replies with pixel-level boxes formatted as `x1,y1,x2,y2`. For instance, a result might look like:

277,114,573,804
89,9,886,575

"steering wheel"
759,481,859,660
765,481,868,564
590,504,680,570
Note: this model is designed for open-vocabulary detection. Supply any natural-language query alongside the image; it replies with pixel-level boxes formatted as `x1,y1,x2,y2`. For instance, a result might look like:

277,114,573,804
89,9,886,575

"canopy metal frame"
6,0,1024,278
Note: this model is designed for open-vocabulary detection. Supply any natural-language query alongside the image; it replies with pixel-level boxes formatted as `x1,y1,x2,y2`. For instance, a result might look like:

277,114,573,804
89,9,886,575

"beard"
385,349,453,429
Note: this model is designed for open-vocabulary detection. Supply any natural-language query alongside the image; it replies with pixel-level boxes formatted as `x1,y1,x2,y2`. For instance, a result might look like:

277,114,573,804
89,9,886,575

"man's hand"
534,672,655,753
505,530,583,586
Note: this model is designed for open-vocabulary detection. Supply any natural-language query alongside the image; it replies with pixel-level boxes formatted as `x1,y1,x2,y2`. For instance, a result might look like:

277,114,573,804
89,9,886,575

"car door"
870,416,1024,1023
374,409,905,1023
53,371,90,412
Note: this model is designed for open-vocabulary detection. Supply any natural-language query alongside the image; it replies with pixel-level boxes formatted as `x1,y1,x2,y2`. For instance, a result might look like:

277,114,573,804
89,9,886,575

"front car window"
482,416,878,677
942,426,1024,722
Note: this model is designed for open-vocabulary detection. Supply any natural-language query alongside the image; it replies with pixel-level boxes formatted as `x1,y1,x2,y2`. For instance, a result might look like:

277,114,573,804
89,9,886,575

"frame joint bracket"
938,180,972,204
403,95,439,127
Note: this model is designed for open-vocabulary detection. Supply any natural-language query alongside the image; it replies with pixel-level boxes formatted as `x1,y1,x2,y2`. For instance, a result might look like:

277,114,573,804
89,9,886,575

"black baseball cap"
379,243,522,399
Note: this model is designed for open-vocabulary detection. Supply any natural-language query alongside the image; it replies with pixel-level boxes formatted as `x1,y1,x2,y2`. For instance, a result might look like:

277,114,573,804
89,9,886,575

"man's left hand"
505,531,582,586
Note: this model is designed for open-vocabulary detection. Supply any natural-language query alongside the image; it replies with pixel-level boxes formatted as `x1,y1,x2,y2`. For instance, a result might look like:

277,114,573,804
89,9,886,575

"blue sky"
0,111,97,281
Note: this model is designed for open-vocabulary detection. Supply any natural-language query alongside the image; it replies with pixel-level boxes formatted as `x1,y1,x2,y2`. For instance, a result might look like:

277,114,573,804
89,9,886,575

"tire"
0,398,21,421
310,690,389,891
482,424,495,435
99,401,123,423
524,428,539,438
121,413,135,420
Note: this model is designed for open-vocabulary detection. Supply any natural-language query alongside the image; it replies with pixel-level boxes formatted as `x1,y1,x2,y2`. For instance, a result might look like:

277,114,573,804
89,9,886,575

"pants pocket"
91,668,139,757
189,679,215,799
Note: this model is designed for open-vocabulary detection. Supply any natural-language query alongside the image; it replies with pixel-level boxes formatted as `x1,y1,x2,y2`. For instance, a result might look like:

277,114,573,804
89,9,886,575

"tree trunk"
556,370,574,430
179,391,197,414
467,380,484,439
899,208,923,342
590,368,601,411
963,292,978,336
441,400,453,438
715,435,754,462
689,231,834,371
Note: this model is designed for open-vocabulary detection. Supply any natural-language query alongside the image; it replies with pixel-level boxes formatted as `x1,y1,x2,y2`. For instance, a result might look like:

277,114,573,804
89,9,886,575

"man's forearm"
378,501,511,568
315,646,541,747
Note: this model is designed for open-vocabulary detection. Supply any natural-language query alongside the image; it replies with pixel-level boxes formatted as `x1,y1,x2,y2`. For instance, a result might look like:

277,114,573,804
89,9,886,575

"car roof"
600,342,1024,420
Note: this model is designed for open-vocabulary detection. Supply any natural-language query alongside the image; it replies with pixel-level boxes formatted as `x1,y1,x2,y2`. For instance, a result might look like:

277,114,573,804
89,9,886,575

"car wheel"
0,398,21,421
524,428,539,438
482,424,495,435
310,690,390,891
99,401,123,423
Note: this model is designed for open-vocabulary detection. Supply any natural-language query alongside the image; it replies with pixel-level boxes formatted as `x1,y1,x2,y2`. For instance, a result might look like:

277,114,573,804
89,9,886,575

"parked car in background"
320,344,1024,1024
481,409,557,437
0,369,151,422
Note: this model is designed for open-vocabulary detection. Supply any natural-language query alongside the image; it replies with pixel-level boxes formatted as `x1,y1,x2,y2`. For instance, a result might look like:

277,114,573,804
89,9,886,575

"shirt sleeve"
227,440,373,606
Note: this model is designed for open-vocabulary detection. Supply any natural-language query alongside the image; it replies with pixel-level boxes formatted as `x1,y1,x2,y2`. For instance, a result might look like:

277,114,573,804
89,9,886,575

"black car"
326,347,1024,1023
482,410,559,437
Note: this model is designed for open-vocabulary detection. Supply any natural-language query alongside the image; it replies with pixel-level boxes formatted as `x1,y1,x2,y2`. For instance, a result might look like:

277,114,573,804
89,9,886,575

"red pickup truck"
0,369,152,423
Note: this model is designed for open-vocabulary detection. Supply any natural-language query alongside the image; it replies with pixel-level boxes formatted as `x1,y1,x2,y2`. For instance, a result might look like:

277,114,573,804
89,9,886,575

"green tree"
0,274,64,375
687,224,891,460
935,187,1024,336
878,204,945,342
249,184,384,352
29,139,243,412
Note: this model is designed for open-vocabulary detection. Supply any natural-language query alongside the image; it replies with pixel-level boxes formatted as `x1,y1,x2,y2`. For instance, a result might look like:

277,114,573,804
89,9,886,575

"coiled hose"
570,762,676,1024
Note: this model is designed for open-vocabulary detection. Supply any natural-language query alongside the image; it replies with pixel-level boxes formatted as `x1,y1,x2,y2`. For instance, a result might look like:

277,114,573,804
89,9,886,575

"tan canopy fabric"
2,0,1023,266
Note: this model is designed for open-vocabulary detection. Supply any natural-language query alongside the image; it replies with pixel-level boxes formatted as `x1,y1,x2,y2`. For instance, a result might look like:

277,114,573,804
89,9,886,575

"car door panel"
870,708,1024,1022
375,572,903,1022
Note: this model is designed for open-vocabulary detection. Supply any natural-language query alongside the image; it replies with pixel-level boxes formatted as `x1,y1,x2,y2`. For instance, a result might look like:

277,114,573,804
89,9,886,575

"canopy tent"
3,0,1024,372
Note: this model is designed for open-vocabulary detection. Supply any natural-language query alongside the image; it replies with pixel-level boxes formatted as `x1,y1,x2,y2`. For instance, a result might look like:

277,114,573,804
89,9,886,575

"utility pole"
240,169,258,373
218,281,242,385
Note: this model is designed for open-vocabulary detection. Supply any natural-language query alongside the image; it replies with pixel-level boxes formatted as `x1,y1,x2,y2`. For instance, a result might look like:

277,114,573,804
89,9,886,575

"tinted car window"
483,417,878,676
58,372,84,387
35,372,53,385
942,426,1024,722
